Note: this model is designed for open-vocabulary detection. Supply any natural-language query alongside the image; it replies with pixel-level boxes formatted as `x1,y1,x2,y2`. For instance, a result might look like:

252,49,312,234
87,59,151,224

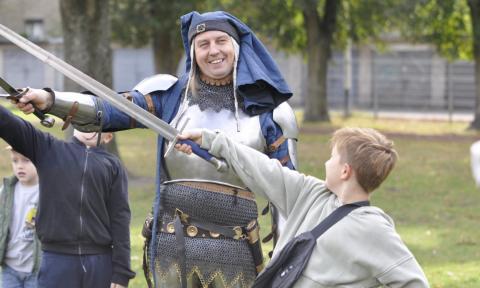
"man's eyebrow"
196,39,209,45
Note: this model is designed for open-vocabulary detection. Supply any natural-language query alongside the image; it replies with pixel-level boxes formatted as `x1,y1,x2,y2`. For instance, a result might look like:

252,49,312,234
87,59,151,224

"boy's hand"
14,88,52,113
175,130,203,155
110,283,126,288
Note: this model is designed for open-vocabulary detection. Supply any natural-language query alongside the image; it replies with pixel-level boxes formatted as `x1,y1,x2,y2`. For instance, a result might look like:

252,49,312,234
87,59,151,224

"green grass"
1,110,479,287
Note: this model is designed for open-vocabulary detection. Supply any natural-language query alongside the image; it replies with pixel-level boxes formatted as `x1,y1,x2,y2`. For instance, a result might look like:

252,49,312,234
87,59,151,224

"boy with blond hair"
176,127,429,287
0,147,40,288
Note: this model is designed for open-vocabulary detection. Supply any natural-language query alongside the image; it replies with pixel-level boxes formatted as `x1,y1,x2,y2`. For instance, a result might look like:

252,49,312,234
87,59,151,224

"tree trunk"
60,0,120,156
301,0,339,122
149,2,186,74
468,0,480,130
152,29,183,74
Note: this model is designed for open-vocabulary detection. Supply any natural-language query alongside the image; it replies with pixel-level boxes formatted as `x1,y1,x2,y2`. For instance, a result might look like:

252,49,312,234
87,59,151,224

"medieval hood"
180,11,293,115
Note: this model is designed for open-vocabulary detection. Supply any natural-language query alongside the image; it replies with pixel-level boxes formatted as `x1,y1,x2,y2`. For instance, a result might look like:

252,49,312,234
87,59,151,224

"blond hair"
331,127,398,193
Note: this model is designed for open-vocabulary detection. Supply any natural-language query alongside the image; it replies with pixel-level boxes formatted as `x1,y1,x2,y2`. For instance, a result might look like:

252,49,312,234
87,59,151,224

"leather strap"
268,136,286,153
122,92,136,128
311,201,370,238
279,155,290,166
174,214,187,288
61,101,79,130
144,94,155,115
142,239,153,288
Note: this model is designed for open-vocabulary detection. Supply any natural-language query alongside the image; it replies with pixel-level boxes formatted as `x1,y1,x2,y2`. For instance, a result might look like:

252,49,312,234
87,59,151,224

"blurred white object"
470,140,480,187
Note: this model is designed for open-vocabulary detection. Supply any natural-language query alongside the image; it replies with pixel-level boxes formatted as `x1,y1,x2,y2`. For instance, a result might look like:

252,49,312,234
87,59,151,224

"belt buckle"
233,226,244,240
175,208,189,223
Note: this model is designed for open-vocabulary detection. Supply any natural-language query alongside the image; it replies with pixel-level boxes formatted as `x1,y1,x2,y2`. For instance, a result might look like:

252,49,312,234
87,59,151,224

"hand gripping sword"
0,77,55,127
0,24,228,172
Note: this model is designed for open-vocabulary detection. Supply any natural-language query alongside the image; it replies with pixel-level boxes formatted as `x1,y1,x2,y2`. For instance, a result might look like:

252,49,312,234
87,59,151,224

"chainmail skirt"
151,182,259,288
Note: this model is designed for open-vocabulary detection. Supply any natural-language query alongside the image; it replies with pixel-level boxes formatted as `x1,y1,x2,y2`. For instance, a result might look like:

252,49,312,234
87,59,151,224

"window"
25,19,45,41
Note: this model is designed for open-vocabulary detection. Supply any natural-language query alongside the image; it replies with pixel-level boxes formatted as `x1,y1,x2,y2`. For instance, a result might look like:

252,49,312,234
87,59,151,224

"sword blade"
0,77,19,96
0,24,178,141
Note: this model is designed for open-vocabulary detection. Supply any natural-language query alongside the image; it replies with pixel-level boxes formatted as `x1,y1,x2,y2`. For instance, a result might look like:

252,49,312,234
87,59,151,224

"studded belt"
161,209,249,240
160,221,246,239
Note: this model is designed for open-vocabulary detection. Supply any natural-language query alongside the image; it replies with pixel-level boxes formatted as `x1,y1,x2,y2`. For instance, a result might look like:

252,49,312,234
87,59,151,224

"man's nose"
209,44,220,55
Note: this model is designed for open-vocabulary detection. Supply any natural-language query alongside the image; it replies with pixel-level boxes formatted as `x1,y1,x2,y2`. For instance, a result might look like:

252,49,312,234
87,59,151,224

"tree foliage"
212,0,396,121
110,0,209,74
391,0,480,129
394,0,472,60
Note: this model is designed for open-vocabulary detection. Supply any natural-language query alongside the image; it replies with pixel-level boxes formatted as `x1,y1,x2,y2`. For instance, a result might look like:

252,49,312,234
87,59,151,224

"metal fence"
325,48,476,114
0,44,477,117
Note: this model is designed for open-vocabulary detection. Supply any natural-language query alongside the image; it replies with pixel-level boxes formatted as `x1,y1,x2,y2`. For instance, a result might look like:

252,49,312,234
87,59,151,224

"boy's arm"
199,129,317,217
0,104,51,163
377,258,430,287
107,162,135,286
355,214,430,287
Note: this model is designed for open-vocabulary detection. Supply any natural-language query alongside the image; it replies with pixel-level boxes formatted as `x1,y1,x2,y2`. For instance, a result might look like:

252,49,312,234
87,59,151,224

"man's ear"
340,163,352,180
101,133,114,144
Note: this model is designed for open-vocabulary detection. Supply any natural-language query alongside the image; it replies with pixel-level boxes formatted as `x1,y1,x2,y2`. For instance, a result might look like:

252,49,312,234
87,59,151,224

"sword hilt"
177,139,229,172
34,109,55,128
12,88,55,128
164,118,228,172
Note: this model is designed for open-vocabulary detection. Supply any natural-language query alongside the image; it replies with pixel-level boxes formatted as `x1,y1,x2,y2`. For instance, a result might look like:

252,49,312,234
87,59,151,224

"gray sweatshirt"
201,130,429,288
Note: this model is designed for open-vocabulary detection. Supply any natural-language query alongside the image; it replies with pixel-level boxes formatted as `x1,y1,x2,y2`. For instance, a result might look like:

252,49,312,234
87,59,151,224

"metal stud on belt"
166,222,175,233
186,225,198,237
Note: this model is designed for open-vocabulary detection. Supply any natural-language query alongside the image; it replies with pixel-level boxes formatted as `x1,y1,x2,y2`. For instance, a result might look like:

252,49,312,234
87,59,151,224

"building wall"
0,0,62,40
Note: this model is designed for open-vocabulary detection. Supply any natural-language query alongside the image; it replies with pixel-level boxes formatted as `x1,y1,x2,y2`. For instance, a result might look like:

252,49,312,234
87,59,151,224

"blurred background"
2,0,480,121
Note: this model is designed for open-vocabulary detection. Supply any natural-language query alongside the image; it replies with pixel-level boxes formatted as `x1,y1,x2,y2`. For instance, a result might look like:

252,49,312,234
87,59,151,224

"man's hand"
110,283,126,288
14,88,52,113
174,130,203,154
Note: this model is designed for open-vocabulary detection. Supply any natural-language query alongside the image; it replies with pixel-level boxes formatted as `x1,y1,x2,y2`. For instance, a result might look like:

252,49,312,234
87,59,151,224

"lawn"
0,109,479,287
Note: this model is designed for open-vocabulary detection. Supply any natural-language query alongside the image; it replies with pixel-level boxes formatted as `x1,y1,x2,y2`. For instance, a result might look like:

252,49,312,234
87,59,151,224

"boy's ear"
340,163,352,180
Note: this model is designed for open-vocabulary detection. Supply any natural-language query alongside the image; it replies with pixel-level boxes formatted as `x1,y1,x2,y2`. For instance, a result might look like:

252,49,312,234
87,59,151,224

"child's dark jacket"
0,105,135,286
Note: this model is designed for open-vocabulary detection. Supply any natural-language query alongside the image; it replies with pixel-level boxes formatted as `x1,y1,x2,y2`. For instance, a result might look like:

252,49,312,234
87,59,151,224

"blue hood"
180,11,292,115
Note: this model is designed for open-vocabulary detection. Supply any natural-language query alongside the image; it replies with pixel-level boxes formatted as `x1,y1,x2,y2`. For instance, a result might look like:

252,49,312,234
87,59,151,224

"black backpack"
253,201,370,288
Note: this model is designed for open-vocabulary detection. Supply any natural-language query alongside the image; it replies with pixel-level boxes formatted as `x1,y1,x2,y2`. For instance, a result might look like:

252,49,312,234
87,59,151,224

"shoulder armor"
133,74,178,95
272,102,299,139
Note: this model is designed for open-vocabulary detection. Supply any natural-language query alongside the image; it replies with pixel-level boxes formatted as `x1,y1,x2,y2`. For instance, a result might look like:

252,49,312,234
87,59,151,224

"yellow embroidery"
154,263,252,288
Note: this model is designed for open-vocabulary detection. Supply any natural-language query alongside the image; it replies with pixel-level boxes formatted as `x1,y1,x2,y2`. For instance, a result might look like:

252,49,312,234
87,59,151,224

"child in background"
0,147,40,288
0,104,135,288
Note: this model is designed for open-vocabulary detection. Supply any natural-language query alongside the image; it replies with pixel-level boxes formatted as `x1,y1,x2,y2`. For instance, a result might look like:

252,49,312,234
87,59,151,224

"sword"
0,23,228,172
0,77,55,127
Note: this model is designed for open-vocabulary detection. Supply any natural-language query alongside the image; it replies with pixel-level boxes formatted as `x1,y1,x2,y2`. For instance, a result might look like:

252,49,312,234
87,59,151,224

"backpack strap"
252,200,370,288
311,200,370,238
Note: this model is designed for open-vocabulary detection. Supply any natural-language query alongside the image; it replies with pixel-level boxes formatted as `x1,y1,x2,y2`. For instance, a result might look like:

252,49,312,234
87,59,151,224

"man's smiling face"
194,30,235,80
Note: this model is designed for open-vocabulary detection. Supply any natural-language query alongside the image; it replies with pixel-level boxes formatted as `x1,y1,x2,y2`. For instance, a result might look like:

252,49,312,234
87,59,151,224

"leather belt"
160,210,248,240
160,221,240,239
176,181,255,201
